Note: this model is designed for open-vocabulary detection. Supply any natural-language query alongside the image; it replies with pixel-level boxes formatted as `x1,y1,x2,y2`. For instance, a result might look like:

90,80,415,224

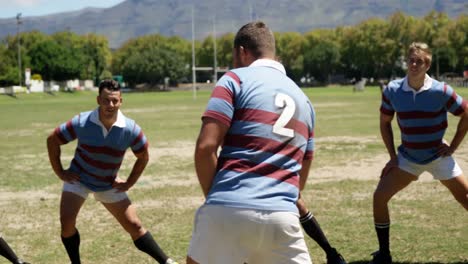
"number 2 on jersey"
272,93,296,138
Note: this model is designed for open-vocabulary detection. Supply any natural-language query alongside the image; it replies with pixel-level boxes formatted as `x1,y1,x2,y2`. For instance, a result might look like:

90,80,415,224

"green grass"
0,86,467,263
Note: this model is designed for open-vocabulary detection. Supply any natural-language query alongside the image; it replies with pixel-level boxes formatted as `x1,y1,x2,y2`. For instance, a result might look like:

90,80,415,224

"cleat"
327,248,347,264
369,250,392,264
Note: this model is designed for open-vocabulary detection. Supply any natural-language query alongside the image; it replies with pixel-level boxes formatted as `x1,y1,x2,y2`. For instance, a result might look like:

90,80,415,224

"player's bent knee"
124,218,144,234
60,215,76,229
128,220,143,230
60,221,77,237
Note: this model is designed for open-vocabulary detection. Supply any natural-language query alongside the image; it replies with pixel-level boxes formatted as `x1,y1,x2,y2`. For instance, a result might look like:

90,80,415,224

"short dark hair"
234,21,275,58
98,79,120,94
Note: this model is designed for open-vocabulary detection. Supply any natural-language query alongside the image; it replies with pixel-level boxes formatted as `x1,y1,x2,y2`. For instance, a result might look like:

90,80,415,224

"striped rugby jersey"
380,75,467,164
203,59,315,213
54,108,148,191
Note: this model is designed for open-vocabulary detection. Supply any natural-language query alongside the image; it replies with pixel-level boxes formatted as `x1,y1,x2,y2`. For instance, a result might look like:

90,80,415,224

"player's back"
205,62,315,213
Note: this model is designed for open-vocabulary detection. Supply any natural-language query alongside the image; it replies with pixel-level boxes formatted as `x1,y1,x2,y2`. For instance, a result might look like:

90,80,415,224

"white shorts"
398,155,463,181
188,204,312,264
63,181,128,204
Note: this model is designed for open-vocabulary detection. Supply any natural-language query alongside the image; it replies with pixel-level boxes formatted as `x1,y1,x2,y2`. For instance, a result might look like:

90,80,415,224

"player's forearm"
380,121,397,159
450,113,468,152
126,156,148,186
47,135,64,177
194,150,217,198
298,159,312,191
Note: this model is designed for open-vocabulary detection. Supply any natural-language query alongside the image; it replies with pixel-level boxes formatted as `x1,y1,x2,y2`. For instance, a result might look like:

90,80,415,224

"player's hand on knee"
59,170,80,183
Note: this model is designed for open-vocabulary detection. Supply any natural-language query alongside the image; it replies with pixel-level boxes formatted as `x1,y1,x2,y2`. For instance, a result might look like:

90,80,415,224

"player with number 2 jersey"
203,58,315,212
187,21,314,264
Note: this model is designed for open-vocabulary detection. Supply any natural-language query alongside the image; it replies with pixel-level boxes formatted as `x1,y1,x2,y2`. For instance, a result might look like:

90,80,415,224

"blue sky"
0,0,125,18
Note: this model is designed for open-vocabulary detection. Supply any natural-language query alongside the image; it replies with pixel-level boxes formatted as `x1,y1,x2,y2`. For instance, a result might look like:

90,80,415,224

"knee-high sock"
61,229,81,264
375,222,390,254
0,236,19,263
300,211,334,254
134,231,168,264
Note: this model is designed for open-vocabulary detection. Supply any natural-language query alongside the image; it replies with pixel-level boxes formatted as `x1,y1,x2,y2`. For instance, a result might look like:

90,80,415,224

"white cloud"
0,0,43,8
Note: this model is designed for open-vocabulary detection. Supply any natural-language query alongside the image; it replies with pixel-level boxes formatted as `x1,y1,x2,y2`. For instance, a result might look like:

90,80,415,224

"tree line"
0,11,466,87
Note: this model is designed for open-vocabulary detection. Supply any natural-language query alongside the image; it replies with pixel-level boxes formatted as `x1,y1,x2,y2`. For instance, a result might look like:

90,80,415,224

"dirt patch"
148,141,194,161
148,136,468,184
0,129,36,137
310,135,468,183
0,189,59,205
125,106,194,113
309,153,386,183
5,137,467,202
31,122,53,128
316,136,380,144
136,172,198,189
313,102,355,108
137,196,204,210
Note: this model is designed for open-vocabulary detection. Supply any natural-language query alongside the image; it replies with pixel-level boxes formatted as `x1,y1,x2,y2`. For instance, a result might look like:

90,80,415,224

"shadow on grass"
350,261,468,264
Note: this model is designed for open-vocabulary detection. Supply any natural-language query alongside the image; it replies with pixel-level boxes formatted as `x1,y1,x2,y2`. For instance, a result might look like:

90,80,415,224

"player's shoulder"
78,110,93,117
217,70,243,87
76,110,93,124
122,115,137,129
229,65,276,78
423,79,452,98
430,78,446,91
386,78,404,91
229,67,246,75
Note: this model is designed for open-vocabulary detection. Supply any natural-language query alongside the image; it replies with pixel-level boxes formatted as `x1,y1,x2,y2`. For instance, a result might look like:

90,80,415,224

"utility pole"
433,13,440,80
191,5,197,100
16,13,22,87
213,16,218,84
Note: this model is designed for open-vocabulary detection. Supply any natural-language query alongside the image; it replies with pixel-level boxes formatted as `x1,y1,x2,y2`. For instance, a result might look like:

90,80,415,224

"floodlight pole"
433,14,440,80
191,5,197,100
16,13,22,87
213,16,218,84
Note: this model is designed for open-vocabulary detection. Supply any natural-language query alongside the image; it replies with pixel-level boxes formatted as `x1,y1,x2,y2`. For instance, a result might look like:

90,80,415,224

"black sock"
300,211,334,255
0,237,19,263
134,231,168,264
375,222,390,254
61,230,81,264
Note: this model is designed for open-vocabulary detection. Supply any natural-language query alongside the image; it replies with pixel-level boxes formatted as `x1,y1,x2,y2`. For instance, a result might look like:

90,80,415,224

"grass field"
0,86,467,264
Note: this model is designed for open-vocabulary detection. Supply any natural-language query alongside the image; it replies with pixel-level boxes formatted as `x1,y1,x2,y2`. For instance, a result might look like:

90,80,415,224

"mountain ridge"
0,0,465,48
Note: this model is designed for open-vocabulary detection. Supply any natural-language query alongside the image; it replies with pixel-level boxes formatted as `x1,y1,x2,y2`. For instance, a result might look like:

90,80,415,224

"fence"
440,77,468,88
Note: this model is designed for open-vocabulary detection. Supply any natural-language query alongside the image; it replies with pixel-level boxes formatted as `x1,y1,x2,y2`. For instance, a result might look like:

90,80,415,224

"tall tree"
29,38,83,81
340,18,396,79
303,29,341,84
81,33,111,82
448,15,468,73
216,33,234,69
275,32,305,82
423,11,453,77
0,42,19,85
114,34,189,85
